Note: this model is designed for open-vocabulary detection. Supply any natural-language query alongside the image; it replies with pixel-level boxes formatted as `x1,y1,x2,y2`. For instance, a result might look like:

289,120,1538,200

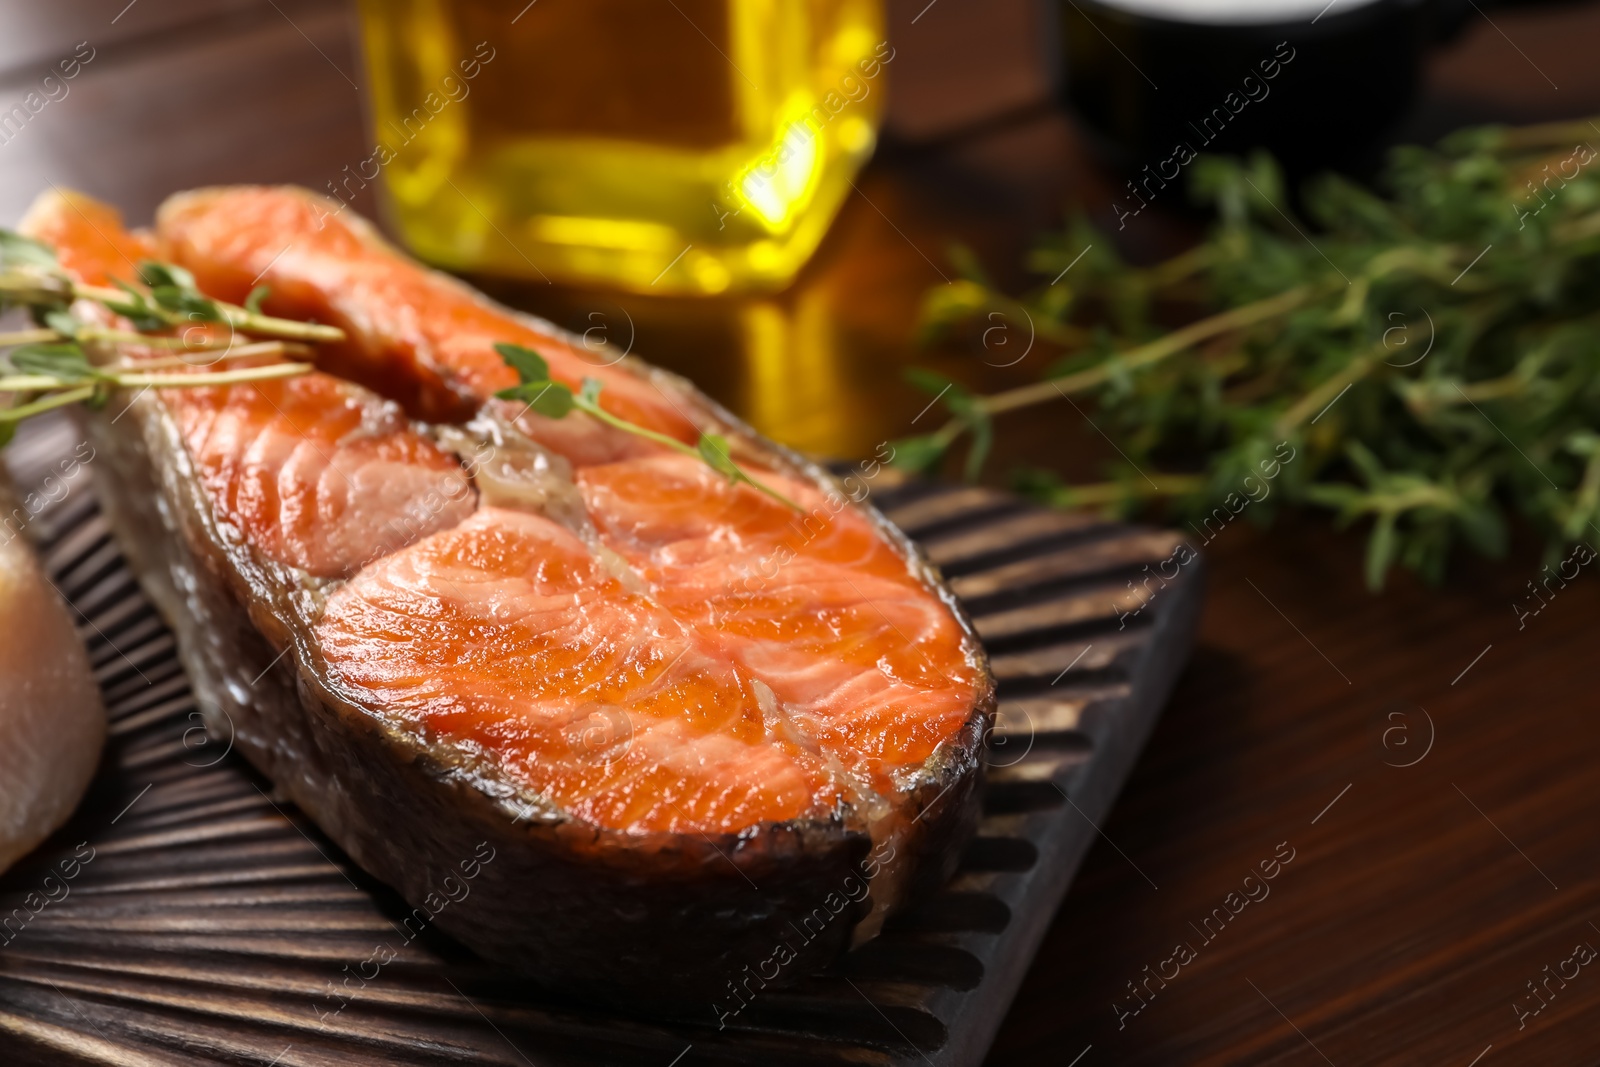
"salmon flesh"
20,187,995,1007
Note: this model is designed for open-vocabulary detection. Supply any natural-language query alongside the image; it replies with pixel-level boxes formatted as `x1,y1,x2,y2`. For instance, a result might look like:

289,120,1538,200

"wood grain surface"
1,1,1599,1063
0,416,1201,1067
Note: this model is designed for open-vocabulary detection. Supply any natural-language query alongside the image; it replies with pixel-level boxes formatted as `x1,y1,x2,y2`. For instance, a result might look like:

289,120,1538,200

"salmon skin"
20,188,995,1009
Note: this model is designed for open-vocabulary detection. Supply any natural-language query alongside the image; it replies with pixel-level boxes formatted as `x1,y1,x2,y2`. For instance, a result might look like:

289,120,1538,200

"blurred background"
3,0,1596,469
8,3,1600,1063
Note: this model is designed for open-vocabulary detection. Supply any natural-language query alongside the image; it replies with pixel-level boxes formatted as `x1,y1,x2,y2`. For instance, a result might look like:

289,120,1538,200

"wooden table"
5,1,1600,1063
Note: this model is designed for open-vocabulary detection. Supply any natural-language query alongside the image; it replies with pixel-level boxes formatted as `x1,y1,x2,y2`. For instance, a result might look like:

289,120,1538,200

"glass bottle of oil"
354,0,889,295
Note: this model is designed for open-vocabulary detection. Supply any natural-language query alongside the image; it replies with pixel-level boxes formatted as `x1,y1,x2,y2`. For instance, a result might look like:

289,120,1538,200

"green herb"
0,231,60,272
493,342,804,512
0,231,340,344
906,116,1600,588
9,342,95,381
0,230,330,433
0,358,313,421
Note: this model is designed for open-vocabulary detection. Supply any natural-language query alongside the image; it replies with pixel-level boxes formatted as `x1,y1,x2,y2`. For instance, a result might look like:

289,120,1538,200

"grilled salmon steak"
20,188,994,1008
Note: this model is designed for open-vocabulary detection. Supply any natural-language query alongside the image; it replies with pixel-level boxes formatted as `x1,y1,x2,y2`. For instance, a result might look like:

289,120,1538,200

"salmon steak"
19,187,994,1009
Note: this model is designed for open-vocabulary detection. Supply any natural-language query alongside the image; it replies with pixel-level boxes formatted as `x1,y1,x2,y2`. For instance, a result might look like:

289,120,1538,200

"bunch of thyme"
903,116,1600,588
0,229,338,443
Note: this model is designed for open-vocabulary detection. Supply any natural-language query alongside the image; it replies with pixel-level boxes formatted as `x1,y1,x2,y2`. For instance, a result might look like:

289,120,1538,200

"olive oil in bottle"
355,0,889,294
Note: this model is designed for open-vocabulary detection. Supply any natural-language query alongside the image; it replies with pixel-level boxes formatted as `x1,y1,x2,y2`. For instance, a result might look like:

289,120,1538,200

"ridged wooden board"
0,415,1202,1067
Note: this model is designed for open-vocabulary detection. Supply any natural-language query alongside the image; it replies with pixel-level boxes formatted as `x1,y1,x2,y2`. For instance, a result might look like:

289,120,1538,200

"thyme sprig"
493,343,804,512
905,116,1600,588
0,229,331,443
0,232,340,344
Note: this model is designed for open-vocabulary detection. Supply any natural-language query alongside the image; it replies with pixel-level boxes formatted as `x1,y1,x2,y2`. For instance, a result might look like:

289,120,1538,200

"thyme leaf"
0,230,337,433
908,116,1600,589
494,342,804,511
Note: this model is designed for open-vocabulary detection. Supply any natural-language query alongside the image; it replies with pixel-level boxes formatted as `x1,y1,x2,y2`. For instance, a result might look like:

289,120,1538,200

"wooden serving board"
0,416,1202,1067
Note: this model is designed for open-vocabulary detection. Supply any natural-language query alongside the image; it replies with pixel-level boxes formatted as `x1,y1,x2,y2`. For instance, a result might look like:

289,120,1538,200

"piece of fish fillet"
0,487,106,875
21,188,994,1010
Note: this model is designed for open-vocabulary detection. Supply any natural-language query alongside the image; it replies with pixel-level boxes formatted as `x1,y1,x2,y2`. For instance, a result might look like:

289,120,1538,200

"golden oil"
354,0,889,295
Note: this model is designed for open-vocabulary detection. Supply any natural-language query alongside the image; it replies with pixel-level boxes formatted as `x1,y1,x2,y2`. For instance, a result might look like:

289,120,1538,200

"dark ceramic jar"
1058,0,1469,182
